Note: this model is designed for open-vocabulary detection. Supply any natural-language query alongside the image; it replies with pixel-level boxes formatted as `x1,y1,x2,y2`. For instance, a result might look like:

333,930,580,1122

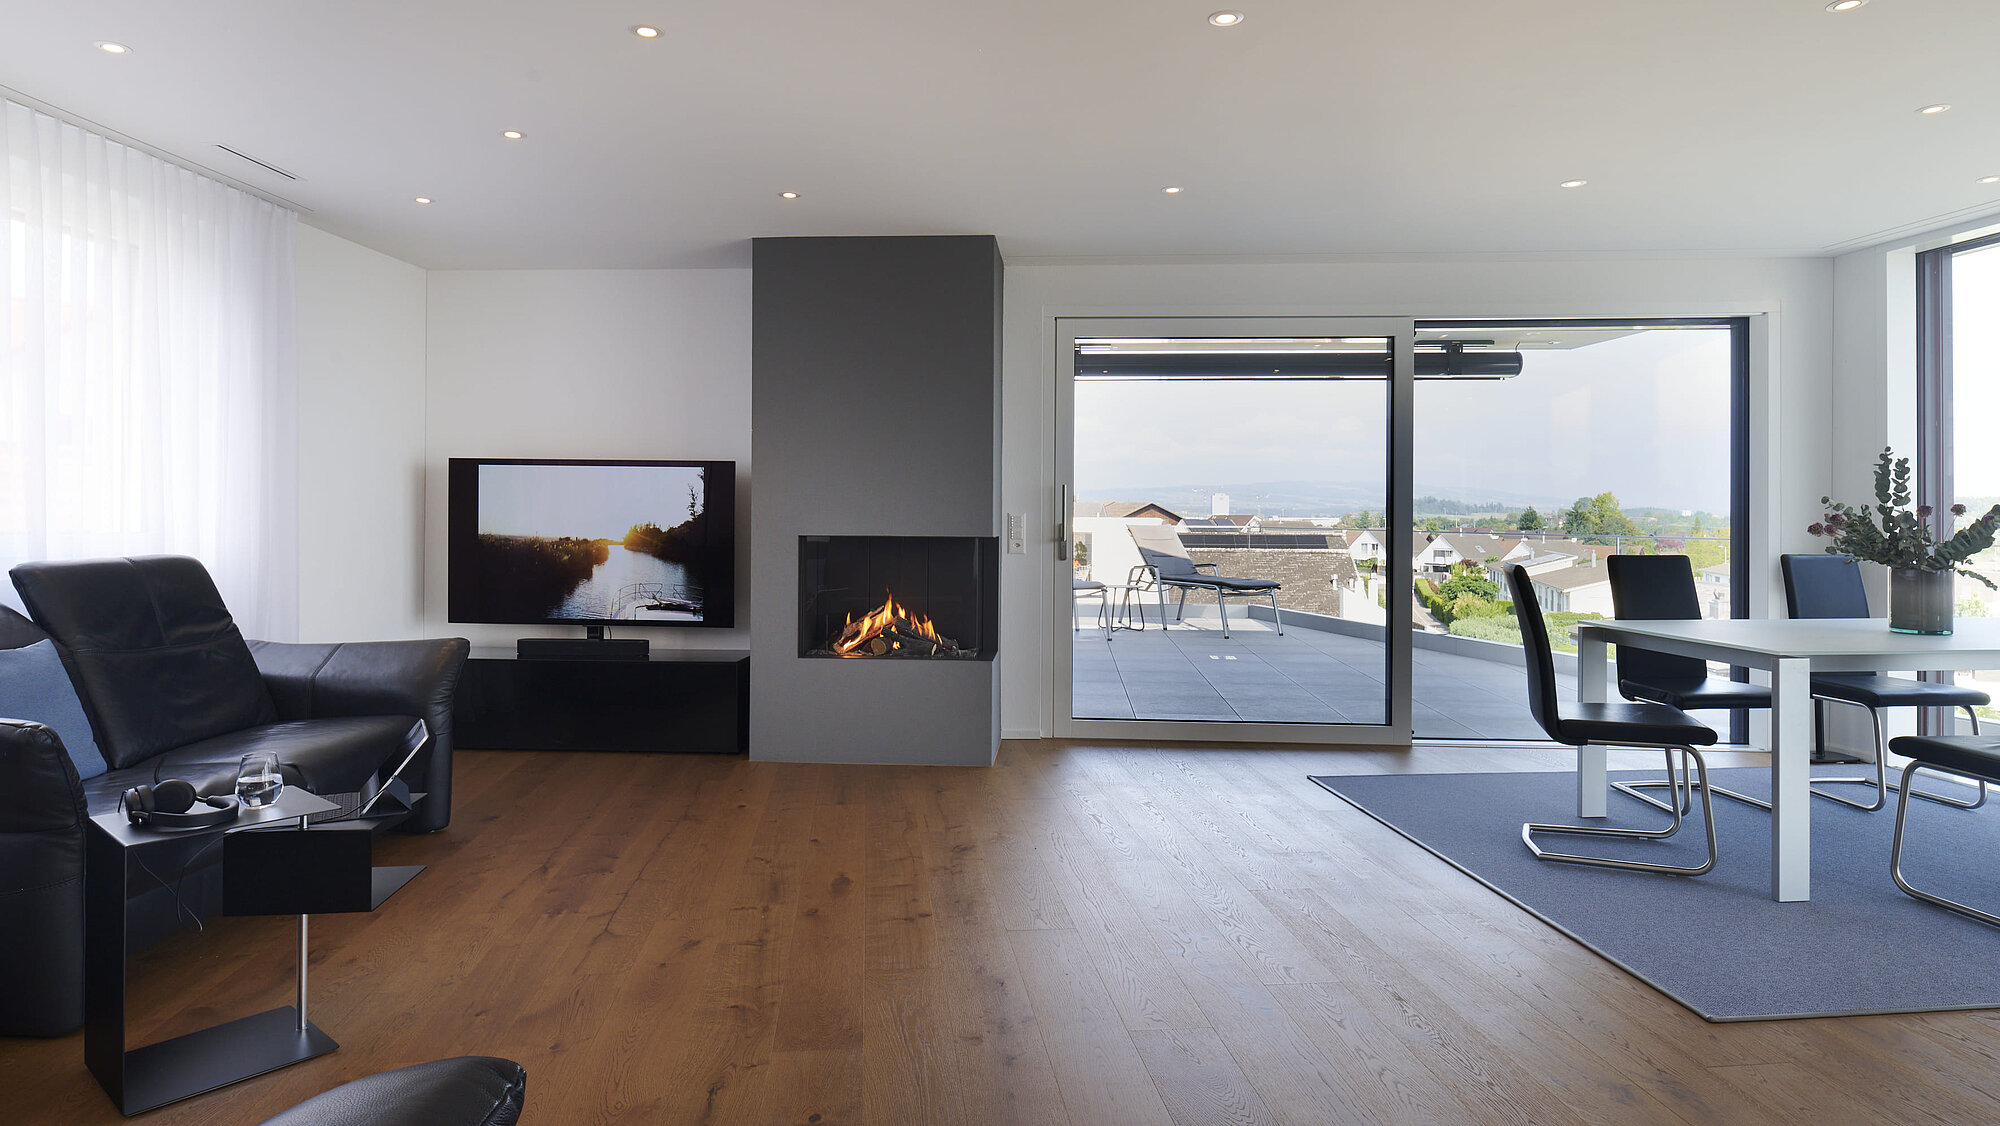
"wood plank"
1131,1026,1280,1126
1006,927,1176,1126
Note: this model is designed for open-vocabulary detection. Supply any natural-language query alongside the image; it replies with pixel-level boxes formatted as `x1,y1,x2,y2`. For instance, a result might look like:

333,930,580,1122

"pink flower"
1919,505,1934,518
1953,503,1968,516
1808,523,1826,536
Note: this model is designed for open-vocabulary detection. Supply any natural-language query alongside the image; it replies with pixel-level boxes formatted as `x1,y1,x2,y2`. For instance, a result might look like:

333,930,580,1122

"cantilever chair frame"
1810,697,1984,812
1891,756,2000,927
1525,739,1721,877
1780,553,1989,813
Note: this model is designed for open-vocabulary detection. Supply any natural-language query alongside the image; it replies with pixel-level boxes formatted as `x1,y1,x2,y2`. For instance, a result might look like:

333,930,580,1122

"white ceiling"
7,0,2000,269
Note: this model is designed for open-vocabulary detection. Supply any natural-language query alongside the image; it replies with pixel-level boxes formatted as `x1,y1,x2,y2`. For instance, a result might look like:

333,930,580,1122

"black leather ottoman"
255,1057,525,1126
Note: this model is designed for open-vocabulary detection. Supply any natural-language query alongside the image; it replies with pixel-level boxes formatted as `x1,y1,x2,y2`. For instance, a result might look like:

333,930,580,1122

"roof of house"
1074,501,1182,523
1528,563,1613,591
1430,533,1525,562
1327,553,1361,587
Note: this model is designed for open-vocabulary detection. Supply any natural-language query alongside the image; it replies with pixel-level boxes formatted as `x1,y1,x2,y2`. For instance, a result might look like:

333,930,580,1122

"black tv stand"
458,647,747,753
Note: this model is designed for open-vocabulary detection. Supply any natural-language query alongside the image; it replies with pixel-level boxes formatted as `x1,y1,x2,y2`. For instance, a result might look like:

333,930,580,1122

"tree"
1562,498,1592,534
1562,491,1641,544
1344,510,1380,529
1517,506,1544,532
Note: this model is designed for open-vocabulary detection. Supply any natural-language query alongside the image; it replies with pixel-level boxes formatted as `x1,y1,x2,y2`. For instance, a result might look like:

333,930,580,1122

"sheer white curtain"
1,99,299,639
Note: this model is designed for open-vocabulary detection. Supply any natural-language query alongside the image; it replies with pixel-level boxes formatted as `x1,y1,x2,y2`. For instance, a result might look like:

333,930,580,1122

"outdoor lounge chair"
1127,525,1282,639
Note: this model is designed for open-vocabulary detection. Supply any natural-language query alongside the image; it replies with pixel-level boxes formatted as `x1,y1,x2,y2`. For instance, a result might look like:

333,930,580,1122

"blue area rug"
1310,767,2000,1021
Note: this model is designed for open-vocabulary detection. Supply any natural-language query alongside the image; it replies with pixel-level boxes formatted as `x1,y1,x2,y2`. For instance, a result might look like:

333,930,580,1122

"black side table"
85,789,423,1116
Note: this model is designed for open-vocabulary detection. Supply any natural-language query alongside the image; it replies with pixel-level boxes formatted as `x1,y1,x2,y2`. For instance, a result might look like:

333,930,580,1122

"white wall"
420,269,753,651
296,247,1848,745
295,225,429,641
1001,257,1836,738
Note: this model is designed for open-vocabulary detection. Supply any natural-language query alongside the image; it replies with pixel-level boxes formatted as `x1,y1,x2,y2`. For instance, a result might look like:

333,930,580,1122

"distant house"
1350,529,1390,564
1500,536,1611,577
1518,560,1614,616
1071,501,1181,582
1420,532,1529,573
1074,500,1183,524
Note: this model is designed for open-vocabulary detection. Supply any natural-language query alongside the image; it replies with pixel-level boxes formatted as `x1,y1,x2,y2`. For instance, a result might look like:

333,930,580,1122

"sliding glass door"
1054,317,1412,744
1052,315,1746,746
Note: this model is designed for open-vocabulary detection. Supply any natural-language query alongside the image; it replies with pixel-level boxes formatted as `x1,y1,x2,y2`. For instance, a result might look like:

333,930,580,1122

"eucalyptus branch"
1807,446,2000,588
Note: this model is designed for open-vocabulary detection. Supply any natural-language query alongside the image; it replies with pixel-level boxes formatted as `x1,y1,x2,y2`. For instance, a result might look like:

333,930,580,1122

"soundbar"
517,637,650,661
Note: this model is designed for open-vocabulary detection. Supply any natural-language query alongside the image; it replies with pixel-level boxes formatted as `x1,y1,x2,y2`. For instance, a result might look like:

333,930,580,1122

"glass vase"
1888,566,1954,635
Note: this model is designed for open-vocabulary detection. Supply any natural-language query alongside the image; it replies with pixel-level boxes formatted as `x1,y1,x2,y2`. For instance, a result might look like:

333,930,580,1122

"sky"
1075,326,1734,514
1954,242,2000,501
478,463,705,539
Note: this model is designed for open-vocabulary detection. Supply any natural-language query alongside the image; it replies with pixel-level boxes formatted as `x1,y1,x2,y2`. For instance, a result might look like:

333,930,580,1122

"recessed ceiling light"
1980,175,2000,185
779,191,799,199
1559,179,1588,189
1161,186,1184,194
1208,10,1244,26
501,130,524,140
95,41,130,54
1918,103,1952,115
1825,0,1866,10
414,197,433,205
633,25,661,38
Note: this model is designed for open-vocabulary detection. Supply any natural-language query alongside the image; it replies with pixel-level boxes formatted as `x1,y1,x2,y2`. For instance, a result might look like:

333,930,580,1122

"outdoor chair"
1127,524,1282,640
1507,564,1721,875
1886,733,2000,927
1073,577,1110,639
1780,553,1988,811
1605,554,1772,814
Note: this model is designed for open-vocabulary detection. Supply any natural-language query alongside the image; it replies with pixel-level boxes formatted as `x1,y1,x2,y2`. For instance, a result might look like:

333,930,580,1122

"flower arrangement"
1808,447,2000,589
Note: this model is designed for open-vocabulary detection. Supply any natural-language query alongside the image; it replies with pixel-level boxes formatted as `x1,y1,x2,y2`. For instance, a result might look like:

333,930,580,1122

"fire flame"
831,593,943,657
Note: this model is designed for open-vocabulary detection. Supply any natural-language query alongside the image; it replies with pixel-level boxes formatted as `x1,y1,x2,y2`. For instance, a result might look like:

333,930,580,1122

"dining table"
1572,616,2000,902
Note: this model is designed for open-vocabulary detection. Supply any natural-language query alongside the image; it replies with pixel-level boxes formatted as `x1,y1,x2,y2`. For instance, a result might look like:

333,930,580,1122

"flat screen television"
447,458,736,628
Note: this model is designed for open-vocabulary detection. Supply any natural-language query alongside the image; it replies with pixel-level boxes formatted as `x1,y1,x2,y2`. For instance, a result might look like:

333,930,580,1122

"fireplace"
799,536,998,659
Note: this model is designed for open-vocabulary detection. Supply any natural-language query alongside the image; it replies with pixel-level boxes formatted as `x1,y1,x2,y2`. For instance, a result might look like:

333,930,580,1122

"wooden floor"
7,740,2000,1125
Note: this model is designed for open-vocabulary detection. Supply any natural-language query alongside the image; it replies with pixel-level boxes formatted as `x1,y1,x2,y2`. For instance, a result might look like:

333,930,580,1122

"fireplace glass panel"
800,536,996,659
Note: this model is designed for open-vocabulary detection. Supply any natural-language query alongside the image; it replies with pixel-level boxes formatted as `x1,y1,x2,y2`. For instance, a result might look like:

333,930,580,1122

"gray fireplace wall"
749,235,1002,764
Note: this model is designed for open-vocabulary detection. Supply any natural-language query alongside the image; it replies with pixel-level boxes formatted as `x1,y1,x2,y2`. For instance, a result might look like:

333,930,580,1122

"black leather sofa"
0,555,469,1037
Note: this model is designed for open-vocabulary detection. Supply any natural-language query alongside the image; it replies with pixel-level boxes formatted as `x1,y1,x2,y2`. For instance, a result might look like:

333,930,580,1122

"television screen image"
448,459,736,628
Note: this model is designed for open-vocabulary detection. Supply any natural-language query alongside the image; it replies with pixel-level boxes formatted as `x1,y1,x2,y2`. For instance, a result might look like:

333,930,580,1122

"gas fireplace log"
882,629,942,656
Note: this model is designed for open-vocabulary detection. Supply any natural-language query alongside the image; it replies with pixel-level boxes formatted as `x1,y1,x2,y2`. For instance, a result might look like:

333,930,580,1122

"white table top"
1574,616,2000,672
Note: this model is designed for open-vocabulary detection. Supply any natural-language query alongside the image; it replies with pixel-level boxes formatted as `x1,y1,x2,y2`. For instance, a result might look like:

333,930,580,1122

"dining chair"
1780,553,1988,811
1886,733,2000,926
1605,554,1772,813
1507,564,1721,875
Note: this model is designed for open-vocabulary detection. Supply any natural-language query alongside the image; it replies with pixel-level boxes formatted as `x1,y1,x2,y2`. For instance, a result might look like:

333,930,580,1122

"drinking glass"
236,751,284,808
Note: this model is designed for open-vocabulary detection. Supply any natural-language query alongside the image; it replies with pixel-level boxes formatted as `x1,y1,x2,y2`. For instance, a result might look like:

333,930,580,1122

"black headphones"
123,778,240,829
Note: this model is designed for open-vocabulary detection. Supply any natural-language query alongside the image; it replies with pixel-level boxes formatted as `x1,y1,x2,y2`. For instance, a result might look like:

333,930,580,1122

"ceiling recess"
213,144,301,181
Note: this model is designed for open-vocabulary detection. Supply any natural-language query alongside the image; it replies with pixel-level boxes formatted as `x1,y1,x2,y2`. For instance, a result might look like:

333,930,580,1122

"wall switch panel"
1006,513,1025,554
